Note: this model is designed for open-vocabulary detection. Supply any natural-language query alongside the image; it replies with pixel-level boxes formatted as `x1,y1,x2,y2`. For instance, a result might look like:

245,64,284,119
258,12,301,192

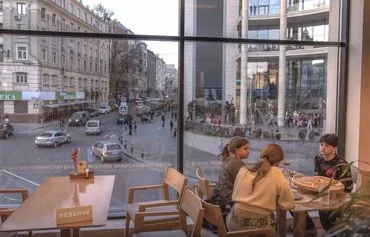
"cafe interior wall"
346,0,370,186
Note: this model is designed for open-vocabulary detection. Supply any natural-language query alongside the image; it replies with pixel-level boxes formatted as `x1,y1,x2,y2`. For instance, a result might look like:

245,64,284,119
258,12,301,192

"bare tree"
109,40,143,104
93,3,114,21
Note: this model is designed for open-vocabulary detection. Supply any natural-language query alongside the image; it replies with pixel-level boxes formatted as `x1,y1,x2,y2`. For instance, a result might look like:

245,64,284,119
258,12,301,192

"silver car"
35,130,71,147
91,141,123,162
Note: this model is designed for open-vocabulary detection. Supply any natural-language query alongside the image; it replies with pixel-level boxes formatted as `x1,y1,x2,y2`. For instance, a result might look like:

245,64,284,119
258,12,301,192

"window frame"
16,3,26,15
15,72,28,83
16,44,28,60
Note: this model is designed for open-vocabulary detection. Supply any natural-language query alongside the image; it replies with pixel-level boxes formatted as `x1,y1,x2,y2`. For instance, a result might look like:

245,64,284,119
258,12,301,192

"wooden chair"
0,189,32,237
194,181,275,237
194,167,213,200
132,188,204,237
125,166,188,237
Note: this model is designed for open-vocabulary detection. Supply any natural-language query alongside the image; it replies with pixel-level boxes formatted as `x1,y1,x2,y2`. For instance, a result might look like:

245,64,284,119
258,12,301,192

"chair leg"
125,212,131,237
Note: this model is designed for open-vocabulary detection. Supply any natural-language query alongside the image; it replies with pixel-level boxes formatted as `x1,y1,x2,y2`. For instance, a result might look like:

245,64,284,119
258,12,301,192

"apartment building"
0,0,110,122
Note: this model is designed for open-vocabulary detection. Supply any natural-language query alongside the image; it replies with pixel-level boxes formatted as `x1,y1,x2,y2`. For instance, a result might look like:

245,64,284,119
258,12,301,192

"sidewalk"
13,120,60,132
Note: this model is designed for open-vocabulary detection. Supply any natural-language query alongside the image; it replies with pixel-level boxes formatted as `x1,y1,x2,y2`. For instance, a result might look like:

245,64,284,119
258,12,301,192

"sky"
84,0,179,68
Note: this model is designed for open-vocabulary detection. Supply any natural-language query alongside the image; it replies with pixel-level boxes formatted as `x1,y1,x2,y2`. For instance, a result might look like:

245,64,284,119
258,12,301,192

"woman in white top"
226,144,294,231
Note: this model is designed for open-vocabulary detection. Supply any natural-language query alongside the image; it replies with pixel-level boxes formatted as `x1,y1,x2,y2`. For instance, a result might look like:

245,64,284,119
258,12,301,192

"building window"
16,3,26,15
77,58,81,69
89,62,92,72
52,13,56,25
77,8,80,18
14,101,28,114
42,74,50,85
70,3,74,14
70,56,74,69
41,7,46,19
41,48,47,61
16,45,27,60
83,60,87,70
61,54,65,65
52,75,58,85
52,52,57,64
16,72,27,83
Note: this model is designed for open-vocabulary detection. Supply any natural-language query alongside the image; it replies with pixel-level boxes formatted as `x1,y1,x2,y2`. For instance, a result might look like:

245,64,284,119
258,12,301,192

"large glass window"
0,0,344,218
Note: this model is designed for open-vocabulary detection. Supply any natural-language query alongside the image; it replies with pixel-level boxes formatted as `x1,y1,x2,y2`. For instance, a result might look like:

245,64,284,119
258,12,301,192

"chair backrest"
163,166,188,200
195,167,213,199
179,188,204,237
200,199,275,237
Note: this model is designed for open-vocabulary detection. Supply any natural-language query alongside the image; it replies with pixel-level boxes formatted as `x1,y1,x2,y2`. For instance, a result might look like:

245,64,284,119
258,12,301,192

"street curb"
122,151,146,164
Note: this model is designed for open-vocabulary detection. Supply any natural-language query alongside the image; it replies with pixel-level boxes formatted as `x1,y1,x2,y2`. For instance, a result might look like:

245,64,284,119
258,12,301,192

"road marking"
103,131,116,138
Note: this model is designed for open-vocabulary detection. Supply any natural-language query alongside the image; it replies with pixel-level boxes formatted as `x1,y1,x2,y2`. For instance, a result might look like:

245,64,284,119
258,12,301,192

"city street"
0,106,316,214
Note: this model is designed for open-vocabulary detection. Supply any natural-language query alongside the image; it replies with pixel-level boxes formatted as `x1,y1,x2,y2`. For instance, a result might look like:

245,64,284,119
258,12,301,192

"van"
85,120,102,135
68,111,89,126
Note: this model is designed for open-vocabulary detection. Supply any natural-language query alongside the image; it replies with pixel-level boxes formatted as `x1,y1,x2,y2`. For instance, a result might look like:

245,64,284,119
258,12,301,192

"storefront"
0,91,87,123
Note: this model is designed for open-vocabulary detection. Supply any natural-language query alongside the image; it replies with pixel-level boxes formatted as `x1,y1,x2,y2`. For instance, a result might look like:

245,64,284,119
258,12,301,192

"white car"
98,105,111,114
91,141,123,162
85,120,102,135
35,130,71,147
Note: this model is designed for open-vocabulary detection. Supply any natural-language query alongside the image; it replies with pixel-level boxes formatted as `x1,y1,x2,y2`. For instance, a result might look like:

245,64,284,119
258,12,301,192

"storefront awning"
43,100,94,109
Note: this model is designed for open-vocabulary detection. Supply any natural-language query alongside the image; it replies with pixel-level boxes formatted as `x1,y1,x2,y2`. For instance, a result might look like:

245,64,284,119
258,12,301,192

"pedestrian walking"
133,120,137,134
129,120,132,135
170,119,174,131
173,120,177,137
161,114,166,127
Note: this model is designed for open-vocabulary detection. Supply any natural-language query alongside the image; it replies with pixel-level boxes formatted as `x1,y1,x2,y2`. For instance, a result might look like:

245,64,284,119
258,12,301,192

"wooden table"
0,175,115,237
277,184,347,237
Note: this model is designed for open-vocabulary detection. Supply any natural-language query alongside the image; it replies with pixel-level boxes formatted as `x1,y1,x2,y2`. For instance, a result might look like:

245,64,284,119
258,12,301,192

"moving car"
98,105,111,114
0,123,14,139
35,130,71,147
68,111,89,126
91,141,123,162
85,120,102,135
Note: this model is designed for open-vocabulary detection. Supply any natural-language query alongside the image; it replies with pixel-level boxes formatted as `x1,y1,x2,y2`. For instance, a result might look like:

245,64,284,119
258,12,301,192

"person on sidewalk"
161,114,166,127
226,144,294,232
169,119,174,131
172,120,177,137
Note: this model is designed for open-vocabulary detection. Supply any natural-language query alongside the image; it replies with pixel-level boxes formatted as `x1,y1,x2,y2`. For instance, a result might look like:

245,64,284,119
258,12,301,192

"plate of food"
294,176,344,192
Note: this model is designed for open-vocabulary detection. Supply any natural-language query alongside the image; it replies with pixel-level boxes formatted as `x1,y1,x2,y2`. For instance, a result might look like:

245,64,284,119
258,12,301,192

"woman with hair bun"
226,144,294,231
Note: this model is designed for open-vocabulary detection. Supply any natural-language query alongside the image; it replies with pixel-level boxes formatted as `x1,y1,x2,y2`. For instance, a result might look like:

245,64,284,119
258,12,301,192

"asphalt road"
0,106,316,215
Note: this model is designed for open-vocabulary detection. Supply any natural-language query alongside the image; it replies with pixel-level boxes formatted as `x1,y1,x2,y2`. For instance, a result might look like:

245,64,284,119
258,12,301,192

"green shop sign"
56,92,76,100
0,91,22,100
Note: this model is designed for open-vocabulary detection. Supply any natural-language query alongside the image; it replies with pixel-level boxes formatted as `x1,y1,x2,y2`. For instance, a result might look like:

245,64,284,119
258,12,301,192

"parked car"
116,114,133,125
98,105,111,114
68,111,89,126
91,141,123,162
85,120,102,135
35,130,71,147
0,123,14,139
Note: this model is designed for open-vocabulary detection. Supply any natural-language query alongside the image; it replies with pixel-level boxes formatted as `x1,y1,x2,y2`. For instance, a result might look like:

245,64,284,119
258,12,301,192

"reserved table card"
56,205,93,225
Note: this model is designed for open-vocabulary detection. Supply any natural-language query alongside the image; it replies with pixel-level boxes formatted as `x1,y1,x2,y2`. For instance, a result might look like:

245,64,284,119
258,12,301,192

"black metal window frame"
0,0,348,172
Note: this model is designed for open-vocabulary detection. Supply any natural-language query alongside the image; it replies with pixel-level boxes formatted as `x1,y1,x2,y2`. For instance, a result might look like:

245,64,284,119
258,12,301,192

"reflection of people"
226,144,294,231
302,27,309,40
